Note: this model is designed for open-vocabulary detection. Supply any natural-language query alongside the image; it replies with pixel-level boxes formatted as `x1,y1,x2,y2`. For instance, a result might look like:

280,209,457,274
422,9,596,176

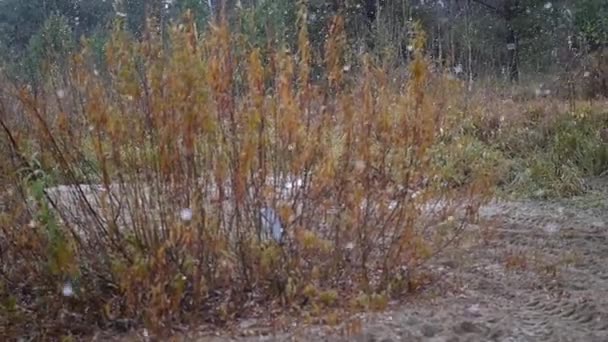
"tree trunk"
504,0,519,82
364,0,378,28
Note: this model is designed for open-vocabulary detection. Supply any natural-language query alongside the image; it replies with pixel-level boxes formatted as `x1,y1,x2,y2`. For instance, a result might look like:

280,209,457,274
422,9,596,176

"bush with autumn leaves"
0,8,503,339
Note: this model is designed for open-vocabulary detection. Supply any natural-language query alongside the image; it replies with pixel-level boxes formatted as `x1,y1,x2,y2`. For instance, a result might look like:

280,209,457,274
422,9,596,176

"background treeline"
0,0,607,96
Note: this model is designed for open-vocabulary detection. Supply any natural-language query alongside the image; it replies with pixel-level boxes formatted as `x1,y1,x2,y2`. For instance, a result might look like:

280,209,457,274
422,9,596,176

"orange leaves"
296,1,312,89
49,235,77,277
0,11,499,337
182,9,199,54
295,227,332,255
247,48,265,100
277,50,297,120
324,15,346,90
206,19,234,99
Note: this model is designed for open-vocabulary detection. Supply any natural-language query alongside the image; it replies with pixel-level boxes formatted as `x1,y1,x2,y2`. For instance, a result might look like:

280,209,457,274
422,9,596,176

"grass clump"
495,107,608,198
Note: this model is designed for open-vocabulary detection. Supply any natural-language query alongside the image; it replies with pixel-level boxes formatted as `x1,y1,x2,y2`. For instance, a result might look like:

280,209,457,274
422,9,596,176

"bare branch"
470,0,504,16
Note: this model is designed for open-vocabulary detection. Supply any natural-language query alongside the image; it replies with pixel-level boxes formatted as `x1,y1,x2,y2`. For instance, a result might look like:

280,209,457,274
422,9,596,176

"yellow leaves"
103,299,120,321
351,292,389,312
49,236,77,277
53,110,70,137
275,54,299,147
296,1,311,87
238,139,257,176
182,9,199,54
317,289,338,307
286,144,306,174
412,236,433,261
324,15,346,89
295,228,315,250
206,19,233,98
247,48,264,98
302,283,318,299
260,244,282,275
277,204,295,227
116,65,141,101
315,129,346,183
295,228,332,254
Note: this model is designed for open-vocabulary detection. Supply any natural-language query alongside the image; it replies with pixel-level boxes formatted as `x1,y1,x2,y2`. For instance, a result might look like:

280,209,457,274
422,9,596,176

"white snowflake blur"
62,282,74,297
180,208,193,222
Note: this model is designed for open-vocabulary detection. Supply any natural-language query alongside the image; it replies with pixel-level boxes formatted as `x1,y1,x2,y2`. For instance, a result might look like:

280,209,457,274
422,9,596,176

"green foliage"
18,153,78,278
122,0,147,38
0,0,48,53
0,0,607,85
432,134,507,190
574,0,608,50
10,13,75,85
498,109,608,198
512,1,573,72
35,14,75,61
0,0,113,55
550,112,608,176
235,1,298,50
172,0,213,31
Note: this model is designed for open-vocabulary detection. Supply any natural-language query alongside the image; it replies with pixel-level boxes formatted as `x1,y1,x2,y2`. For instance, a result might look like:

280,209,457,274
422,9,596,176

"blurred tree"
574,0,608,51
20,13,75,86
0,0,112,55
0,0,605,89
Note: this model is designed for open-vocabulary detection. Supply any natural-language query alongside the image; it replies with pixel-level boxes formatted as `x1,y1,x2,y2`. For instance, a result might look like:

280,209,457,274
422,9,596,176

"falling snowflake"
56,89,65,99
62,282,74,297
544,2,552,9
180,208,193,221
